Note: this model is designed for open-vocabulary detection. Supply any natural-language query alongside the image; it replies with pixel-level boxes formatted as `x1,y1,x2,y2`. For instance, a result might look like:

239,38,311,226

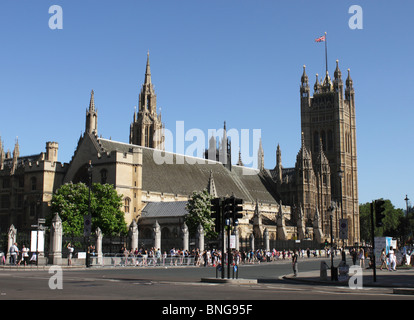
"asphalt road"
0,257,412,302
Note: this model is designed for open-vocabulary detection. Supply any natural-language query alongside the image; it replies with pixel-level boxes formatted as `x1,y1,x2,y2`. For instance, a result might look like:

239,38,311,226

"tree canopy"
185,189,216,239
359,199,406,244
48,182,128,236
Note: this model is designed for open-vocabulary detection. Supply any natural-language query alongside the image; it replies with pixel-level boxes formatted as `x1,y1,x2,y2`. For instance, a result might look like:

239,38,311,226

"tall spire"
89,89,95,111
144,51,152,85
85,90,98,135
11,137,19,173
258,138,264,171
207,170,218,197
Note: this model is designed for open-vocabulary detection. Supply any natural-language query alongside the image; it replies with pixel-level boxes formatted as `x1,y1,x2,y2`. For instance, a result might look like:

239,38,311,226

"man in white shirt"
9,243,19,265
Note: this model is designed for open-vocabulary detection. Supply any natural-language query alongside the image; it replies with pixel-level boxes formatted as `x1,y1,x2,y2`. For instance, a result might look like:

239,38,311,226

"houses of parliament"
0,53,360,246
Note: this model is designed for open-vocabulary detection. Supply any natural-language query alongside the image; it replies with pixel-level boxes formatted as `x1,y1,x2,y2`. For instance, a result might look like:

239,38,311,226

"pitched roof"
141,201,188,218
97,138,280,204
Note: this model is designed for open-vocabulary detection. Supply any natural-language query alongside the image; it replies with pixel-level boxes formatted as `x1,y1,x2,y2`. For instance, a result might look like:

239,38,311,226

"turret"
345,68,355,100
333,60,343,95
46,142,59,163
11,138,19,173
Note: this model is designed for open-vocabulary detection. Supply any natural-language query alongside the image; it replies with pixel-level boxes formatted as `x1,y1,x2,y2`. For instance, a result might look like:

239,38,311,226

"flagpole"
325,32,328,73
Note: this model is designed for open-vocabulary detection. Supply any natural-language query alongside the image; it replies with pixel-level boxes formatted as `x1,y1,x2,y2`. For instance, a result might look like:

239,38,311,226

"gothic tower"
130,52,164,150
300,61,359,244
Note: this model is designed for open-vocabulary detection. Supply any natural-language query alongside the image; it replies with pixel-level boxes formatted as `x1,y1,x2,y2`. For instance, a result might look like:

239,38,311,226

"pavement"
282,266,414,294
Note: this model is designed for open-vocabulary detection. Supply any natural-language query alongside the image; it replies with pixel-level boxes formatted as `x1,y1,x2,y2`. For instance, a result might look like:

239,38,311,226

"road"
0,257,412,302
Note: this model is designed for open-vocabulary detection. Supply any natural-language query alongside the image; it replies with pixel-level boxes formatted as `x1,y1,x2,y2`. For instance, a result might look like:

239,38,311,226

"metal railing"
100,253,196,267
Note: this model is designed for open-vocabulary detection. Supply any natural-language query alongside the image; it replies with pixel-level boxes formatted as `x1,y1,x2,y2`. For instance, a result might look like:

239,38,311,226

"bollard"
320,261,328,281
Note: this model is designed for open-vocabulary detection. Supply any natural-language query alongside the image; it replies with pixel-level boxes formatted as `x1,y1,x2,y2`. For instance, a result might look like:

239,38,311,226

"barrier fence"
99,253,196,267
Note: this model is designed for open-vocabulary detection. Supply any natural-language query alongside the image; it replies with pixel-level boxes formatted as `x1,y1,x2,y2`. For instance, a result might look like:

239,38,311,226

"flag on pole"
315,32,328,73
315,35,326,42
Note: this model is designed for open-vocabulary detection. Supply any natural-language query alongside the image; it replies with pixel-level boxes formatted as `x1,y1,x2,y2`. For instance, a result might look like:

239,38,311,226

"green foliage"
185,189,217,239
49,182,128,236
359,199,405,243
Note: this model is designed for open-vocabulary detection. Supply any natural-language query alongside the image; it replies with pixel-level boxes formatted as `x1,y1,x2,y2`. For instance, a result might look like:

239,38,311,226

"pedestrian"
292,249,298,277
19,245,29,266
351,248,357,265
9,242,18,265
389,246,396,271
380,248,387,271
67,243,74,266
359,247,365,268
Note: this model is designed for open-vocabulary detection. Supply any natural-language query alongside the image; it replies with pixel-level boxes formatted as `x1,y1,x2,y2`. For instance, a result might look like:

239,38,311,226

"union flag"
315,35,326,42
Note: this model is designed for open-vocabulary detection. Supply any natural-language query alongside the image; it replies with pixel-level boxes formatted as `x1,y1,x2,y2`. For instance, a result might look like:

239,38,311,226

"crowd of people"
106,247,328,267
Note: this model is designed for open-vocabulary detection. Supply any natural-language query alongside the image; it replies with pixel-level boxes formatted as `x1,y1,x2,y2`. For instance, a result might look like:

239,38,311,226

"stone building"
0,54,359,247
269,62,360,245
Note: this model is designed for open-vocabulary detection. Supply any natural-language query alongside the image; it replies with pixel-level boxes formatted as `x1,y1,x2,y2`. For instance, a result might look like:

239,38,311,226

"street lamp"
86,160,93,268
405,195,410,216
328,202,336,281
338,168,345,261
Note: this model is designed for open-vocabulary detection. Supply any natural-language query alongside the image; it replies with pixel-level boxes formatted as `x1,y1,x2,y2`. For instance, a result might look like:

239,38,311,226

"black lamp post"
86,161,93,268
338,168,346,261
328,202,336,280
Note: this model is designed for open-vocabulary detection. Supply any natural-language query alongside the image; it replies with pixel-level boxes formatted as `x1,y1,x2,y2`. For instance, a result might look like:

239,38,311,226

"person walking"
389,246,396,271
292,249,298,277
19,245,29,266
9,243,19,265
359,247,365,268
380,248,387,271
67,243,74,266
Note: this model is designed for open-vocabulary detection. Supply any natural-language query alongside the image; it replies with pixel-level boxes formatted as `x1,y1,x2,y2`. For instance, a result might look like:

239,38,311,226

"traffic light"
223,197,234,220
232,197,243,226
375,199,386,227
210,198,222,233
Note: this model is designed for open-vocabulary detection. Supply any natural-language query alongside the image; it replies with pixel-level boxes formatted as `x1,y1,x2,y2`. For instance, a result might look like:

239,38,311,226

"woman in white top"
359,248,365,268
388,247,396,271
19,245,29,266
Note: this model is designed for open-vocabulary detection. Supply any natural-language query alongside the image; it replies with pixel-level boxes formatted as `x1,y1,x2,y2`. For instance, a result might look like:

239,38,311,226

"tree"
359,199,405,243
185,189,216,239
49,182,128,236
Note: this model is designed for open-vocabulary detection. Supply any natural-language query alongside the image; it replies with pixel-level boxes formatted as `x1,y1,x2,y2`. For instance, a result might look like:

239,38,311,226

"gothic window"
2,177,10,189
124,197,131,213
100,169,107,184
146,96,150,110
18,175,24,188
327,130,333,151
31,177,37,191
1,195,9,209
321,130,326,151
313,131,319,153
30,202,36,216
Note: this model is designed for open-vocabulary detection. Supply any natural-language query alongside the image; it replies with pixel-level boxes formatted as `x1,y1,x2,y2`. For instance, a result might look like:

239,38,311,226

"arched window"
124,197,131,214
313,131,319,153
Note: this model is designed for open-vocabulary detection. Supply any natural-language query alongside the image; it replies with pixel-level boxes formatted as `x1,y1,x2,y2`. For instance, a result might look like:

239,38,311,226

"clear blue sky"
0,1,413,210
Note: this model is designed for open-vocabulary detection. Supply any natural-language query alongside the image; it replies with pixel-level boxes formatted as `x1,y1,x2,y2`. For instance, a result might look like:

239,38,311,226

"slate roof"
141,201,188,218
97,138,280,204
